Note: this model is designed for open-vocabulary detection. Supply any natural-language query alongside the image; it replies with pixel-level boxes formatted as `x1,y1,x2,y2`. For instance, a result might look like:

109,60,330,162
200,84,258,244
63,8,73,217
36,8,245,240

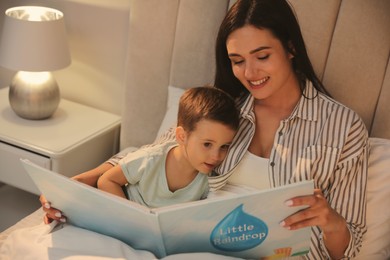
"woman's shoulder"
299,82,364,126
318,92,363,121
302,82,368,137
316,92,368,138
305,81,360,118
305,82,358,116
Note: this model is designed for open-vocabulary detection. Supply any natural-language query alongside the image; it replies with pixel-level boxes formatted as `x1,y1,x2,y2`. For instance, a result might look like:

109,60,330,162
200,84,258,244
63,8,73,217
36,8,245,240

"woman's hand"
39,194,66,224
280,189,350,259
38,162,114,224
280,189,345,232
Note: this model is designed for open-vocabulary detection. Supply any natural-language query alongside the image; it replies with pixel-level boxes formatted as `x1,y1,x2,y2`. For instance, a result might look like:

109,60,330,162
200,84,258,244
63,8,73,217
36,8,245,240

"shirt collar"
290,80,318,121
240,94,255,123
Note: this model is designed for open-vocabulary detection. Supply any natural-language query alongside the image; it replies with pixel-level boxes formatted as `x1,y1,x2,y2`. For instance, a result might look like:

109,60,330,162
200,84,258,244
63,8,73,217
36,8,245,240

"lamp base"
9,71,60,120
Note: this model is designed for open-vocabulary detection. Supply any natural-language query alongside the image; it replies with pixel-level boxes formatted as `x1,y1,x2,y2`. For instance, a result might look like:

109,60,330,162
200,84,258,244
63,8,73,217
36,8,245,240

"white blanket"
0,211,240,260
0,221,157,260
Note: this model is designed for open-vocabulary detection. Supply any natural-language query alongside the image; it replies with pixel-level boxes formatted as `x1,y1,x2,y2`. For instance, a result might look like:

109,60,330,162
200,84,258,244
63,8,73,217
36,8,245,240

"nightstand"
0,87,121,195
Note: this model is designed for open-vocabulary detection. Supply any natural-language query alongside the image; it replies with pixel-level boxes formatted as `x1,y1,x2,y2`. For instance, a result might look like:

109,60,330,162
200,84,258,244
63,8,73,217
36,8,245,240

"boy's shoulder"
124,140,178,162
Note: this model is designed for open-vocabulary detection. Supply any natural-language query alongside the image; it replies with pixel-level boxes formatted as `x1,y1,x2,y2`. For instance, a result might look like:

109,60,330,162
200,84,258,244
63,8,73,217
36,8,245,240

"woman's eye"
258,54,270,60
203,143,212,148
231,59,244,65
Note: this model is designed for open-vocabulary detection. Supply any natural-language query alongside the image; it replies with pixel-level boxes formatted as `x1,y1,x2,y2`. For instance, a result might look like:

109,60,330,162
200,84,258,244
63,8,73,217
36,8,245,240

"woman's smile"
249,76,270,89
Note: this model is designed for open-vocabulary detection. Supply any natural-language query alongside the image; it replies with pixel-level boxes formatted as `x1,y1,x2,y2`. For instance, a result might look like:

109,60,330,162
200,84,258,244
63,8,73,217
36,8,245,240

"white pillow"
354,137,390,259
155,86,185,139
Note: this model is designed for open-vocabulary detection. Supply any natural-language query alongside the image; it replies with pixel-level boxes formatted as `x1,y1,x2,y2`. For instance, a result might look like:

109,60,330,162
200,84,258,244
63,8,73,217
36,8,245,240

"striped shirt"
212,81,368,259
107,81,368,259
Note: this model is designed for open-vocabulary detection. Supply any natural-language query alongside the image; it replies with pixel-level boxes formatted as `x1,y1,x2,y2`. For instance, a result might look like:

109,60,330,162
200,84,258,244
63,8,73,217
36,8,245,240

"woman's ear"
287,41,295,59
175,126,187,144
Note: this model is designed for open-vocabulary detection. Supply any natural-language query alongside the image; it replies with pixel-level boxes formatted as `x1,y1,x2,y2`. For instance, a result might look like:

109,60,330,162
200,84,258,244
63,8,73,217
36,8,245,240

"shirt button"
278,131,283,136
270,162,275,167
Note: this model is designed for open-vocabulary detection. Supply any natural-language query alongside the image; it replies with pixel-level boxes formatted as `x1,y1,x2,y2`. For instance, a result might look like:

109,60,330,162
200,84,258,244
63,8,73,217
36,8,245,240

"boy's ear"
175,126,187,144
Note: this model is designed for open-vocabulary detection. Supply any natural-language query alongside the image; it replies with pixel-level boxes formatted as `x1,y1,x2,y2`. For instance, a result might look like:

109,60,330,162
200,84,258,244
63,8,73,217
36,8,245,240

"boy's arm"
97,164,128,199
40,162,115,224
72,162,114,187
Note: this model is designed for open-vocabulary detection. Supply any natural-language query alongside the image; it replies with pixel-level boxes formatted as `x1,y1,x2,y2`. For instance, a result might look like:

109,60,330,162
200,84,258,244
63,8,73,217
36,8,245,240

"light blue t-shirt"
119,141,209,208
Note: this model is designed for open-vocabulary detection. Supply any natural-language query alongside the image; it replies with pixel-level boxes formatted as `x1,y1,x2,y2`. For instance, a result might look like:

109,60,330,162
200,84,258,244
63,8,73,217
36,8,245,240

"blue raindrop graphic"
210,204,268,252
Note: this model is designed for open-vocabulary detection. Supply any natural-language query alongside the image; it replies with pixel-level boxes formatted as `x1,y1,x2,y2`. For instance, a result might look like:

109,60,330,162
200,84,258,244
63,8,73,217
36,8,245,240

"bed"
1,0,389,259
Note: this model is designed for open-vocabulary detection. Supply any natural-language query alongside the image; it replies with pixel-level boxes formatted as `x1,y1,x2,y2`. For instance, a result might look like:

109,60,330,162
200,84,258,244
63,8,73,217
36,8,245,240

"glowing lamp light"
0,6,71,120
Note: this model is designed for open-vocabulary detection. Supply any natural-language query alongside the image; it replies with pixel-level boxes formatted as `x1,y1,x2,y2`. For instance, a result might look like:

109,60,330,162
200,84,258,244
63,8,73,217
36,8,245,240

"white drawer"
0,142,51,195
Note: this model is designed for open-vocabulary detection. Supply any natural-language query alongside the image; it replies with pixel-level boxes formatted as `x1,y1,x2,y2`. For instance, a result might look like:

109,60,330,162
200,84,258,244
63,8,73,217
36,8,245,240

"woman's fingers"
39,194,51,212
280,189,334,230
284,189,324,207
43,214,52,224
39,194,66,223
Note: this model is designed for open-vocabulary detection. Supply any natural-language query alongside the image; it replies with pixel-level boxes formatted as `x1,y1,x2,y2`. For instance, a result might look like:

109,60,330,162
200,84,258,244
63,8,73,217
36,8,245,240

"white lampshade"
0,6,71,71
0,6,71,120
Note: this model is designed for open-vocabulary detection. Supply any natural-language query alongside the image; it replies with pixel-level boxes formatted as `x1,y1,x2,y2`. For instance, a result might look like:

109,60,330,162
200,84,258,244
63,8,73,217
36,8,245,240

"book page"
149,183,259,214
156,181,313,259
21,159,167,257
206,183,261,200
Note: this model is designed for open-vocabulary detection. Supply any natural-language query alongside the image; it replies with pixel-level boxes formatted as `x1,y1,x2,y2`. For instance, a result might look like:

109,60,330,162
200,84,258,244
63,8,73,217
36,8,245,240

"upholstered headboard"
120,0,230,149
120,0,390,150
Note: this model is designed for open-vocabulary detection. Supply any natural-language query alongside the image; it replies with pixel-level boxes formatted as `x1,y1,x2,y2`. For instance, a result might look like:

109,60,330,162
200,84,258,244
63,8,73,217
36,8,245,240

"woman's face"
226,25,297,101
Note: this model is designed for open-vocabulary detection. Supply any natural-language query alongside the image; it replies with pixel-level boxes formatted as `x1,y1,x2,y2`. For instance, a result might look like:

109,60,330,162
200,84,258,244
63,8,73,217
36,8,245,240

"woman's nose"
244,61,256,79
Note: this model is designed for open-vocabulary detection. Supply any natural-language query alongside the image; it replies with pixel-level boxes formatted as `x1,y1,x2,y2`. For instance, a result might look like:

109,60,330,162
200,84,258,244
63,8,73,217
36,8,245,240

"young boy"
97,86,239,208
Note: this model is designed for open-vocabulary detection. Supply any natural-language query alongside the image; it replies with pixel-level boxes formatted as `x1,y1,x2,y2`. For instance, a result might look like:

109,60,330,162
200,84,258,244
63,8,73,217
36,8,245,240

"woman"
209,0,368,259
42,0,368,259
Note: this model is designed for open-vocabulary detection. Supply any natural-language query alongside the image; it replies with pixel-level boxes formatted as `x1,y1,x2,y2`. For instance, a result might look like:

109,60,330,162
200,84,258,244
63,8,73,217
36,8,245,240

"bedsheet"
0,209,241,260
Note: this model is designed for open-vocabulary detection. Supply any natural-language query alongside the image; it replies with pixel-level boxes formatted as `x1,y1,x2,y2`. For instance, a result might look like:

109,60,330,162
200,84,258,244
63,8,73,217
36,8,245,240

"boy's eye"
203,142,212,148
221,144,230,150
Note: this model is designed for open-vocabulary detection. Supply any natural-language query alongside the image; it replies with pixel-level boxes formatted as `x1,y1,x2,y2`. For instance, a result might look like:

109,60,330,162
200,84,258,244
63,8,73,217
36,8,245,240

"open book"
21,159,314,259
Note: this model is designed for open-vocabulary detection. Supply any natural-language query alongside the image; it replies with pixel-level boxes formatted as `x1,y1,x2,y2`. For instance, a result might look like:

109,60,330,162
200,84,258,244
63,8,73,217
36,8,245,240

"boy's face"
179,119,236,174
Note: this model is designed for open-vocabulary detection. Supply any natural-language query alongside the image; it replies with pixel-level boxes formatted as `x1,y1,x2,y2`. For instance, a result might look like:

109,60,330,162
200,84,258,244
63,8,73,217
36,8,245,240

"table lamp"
0,6,71,120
